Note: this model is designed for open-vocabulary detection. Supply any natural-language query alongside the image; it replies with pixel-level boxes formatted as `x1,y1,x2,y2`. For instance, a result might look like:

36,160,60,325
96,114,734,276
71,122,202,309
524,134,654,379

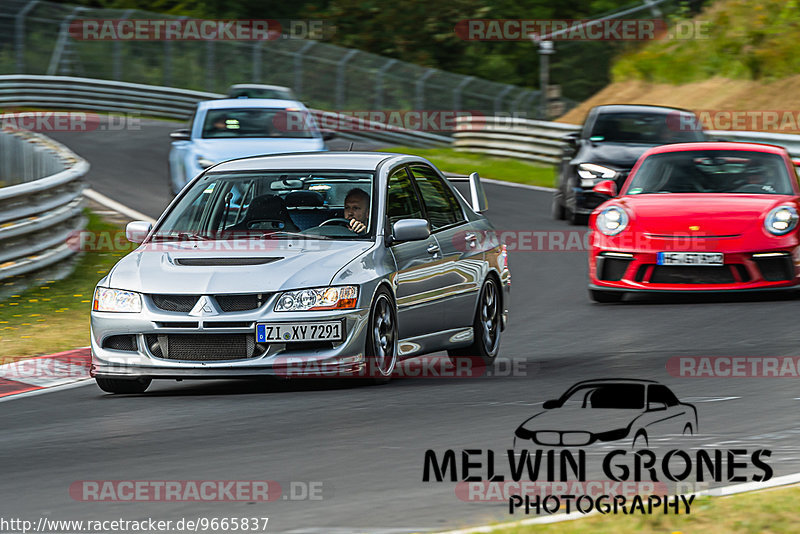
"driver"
343,188,370,234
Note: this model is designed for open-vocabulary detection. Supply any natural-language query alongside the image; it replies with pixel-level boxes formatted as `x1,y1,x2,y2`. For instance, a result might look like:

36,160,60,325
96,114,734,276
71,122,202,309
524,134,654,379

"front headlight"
765,206,799,235
596,206,629,236
93,287,142,313
196,156,215,169
274,286,359,311
578,163,618,187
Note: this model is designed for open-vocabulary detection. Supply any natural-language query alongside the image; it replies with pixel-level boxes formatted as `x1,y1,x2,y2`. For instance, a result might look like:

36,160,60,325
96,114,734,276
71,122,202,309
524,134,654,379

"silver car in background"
90,152,511,393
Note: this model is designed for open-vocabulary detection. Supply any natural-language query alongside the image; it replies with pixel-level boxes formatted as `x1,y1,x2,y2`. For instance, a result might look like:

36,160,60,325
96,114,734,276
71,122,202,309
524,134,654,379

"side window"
386,167,424,226
648,385,679,407
410,165,464,230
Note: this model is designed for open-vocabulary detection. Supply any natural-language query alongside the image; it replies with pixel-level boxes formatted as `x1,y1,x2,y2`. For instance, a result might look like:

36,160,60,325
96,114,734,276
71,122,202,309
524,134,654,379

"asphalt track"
2,118,800,533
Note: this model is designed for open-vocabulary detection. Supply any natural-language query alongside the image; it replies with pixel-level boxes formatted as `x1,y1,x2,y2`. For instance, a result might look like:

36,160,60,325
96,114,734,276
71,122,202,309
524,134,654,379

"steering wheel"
738,183,768,193
319,218,353,228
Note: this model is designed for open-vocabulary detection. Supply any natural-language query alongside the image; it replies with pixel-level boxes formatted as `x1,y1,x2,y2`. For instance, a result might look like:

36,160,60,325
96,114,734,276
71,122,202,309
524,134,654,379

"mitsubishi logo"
188,296,218,317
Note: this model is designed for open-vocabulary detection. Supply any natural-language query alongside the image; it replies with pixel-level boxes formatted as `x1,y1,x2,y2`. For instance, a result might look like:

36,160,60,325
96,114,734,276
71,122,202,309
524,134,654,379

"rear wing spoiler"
446,172,488,213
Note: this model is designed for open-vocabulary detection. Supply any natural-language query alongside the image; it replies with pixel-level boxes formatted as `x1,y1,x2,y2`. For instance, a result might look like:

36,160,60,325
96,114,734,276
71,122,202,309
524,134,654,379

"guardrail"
0,129,89,281
453,116,800,163
0,75,451,148
453,115,579,164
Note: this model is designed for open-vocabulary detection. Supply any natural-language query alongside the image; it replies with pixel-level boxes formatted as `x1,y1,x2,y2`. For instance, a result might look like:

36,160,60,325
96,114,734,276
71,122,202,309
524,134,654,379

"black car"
552,105,706,224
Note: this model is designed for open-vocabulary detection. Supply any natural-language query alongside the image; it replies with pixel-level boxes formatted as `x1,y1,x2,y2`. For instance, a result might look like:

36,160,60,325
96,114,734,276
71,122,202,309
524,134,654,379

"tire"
551,193,566,220
364,287,398,385
448,277,502,368
95,377,151,394
589,289,624,303
566,206,587,226
632,430,648,449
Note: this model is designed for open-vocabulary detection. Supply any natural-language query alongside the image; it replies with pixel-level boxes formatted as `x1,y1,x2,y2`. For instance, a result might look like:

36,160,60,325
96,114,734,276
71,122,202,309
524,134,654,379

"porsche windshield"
153,171,375,240
201,108,316,139
626,150,793,195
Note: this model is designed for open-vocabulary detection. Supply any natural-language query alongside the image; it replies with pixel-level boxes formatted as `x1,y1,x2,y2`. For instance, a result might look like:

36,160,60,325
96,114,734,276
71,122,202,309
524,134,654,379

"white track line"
82,188,156,224
481,177,556,193
434,473,800,533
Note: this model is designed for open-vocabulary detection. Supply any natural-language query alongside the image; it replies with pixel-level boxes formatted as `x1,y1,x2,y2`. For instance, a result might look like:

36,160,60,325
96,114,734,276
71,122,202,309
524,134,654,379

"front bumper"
91,300,371,379
589,242,800,292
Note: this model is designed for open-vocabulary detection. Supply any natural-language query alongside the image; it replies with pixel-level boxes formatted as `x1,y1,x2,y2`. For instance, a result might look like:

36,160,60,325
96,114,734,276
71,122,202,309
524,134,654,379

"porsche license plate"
657,252,723,266
256,321,344,343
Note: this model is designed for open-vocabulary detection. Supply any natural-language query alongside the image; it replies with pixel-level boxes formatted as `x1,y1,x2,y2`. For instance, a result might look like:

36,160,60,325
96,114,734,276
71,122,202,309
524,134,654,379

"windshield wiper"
150,232,210,241
259,231,330,240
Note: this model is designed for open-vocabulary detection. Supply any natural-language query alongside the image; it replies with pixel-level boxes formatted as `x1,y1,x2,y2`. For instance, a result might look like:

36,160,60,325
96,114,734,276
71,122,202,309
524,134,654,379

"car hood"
192,138,325,162
579,143,654,169
107,240,371,294
517,407,640,434
618,194,793,235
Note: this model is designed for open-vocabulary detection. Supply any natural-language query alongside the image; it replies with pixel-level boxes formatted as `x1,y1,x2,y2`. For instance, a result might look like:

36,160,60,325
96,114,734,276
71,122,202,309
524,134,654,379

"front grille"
214,294,268,312
145,334,265,361
155,322,199,328
151,294,199,312
754,255,794,281
597,256,631,281
649,265,735,284
102,335,138,352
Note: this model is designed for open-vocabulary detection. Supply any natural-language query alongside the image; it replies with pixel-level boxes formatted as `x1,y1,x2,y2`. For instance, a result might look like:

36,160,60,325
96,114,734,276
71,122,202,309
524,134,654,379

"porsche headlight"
275,286,359,311
196,156,215,169
93,287,142,313
578,163,618,187
765,206,798,235
596,206,629,236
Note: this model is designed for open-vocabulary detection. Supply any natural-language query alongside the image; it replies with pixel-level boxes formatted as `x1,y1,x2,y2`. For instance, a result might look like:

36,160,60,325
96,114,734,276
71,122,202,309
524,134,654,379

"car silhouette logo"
513,379,698,449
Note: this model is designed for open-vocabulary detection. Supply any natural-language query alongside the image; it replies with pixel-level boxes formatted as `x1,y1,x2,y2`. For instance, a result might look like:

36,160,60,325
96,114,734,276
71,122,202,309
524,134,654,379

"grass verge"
381,146,555,188
476,484,800,534
0,210,132,361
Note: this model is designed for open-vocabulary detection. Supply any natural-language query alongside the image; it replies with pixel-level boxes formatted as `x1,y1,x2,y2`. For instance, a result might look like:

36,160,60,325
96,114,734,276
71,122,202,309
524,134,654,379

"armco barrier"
0,129,89,281
0,75,451,148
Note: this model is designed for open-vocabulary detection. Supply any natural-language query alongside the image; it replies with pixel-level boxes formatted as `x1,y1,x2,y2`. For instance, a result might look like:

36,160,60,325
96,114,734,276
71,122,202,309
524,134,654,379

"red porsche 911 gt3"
588,142,800,302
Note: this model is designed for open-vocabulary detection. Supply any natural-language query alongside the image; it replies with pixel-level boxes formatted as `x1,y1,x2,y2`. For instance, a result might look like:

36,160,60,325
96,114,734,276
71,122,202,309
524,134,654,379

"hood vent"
174,257,283,266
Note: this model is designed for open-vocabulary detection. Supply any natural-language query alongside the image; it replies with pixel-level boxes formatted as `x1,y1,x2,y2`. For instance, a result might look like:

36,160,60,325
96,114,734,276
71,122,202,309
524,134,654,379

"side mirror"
647,401,667,412
170,129,191,141
542,400,560,409
592,179,617,197
321,129,336,141
562,132,579,146
468,172,488,212
392,219,430,242
126,221,152,244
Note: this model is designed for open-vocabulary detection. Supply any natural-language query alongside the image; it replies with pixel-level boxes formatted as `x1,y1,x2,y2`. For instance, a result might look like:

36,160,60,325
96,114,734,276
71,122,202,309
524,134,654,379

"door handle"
426,244,440,255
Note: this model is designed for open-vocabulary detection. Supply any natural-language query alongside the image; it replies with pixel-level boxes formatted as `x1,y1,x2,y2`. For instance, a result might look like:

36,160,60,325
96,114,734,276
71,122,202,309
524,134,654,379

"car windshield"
153,171,375,241
560,384,645,409
201,108,316,139
625,150,793,195
590,112,704,144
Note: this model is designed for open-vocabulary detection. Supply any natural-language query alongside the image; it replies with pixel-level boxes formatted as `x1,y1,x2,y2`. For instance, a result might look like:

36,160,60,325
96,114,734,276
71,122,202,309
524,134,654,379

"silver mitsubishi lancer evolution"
90,152,510,393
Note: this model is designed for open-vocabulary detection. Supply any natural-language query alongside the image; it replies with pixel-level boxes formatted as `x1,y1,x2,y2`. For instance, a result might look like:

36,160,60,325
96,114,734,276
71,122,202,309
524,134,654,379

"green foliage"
614,0,800,83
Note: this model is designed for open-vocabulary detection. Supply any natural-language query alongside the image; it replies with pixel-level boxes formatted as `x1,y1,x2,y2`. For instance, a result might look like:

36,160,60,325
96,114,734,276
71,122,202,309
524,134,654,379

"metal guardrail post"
15,0,39,74
113,9,135,81
205,40,215,92
453,76,473,112
374,59,397,109
494,86,515,115
253,41,268,83
336,49,358,110
46,6,88,76
294,42,316,99
415,68,436,111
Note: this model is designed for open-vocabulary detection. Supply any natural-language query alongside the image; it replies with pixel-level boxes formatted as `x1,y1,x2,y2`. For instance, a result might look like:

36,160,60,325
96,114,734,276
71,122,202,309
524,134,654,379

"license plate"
256,321,344,343
657,252,724,266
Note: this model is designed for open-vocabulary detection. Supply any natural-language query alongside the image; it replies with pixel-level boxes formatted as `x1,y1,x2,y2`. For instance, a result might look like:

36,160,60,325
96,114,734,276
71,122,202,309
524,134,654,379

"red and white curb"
0,347,92,400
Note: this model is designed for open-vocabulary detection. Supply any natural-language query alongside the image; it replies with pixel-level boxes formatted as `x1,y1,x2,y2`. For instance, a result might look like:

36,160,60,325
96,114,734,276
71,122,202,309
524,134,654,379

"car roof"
644,141,789,156
228,84,291,91
566,378,659,389
593,104,695,115
209,151,416,172
198,98,306,110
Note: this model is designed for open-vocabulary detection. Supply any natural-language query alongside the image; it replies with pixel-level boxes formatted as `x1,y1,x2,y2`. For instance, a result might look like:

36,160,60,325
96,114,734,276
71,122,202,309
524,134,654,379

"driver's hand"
349,218,367,234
